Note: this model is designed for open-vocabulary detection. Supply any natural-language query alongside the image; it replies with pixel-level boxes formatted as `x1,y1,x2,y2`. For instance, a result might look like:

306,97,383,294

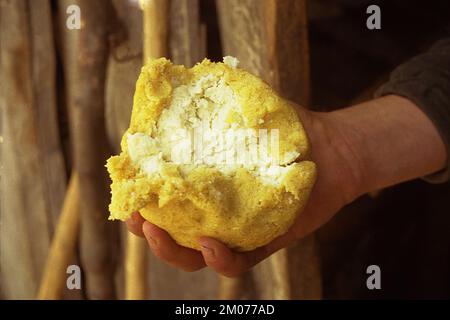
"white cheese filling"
127,57,300,186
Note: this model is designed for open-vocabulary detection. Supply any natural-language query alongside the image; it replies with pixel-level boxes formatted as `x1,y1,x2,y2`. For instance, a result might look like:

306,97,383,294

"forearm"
328,95,447,199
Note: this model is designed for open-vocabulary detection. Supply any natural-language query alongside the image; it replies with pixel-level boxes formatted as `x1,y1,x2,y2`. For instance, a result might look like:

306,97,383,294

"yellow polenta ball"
106,57,316,252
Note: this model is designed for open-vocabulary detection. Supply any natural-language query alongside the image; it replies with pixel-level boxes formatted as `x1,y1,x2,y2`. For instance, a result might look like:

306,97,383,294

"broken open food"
106,57,316,251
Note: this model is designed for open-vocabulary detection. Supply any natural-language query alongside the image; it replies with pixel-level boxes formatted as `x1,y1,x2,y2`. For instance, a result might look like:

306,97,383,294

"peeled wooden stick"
218,276,244,300
268,249,290,299
37,173,80,300
124,0,169,300
142,0,169,60
125,234,149,299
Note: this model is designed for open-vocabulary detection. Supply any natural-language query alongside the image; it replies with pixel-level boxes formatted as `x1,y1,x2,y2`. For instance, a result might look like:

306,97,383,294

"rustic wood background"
1,0,450,299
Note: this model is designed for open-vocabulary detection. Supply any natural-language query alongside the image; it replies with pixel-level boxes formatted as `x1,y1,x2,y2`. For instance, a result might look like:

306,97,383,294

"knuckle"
126,218,139,229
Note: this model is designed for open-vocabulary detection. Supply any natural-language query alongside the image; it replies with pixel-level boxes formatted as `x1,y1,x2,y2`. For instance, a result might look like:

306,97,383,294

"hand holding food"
107,57,316,252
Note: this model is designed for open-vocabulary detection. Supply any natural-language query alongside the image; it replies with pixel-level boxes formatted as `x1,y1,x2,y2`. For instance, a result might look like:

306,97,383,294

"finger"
198,237,270,278
198,230,297,278
142,221,206,272
125,212,145,237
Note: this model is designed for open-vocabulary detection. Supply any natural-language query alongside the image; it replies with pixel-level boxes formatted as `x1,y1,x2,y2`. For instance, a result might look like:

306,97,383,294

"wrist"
325,95,447,195
299,108,366,208
320,110,368,201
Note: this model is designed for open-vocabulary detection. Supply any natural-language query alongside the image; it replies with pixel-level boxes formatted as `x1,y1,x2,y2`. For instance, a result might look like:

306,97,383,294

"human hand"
126,106,365,276
127,95,447,277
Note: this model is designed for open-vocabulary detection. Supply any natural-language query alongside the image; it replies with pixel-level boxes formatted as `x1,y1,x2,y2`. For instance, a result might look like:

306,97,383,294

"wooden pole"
142,0,169,60
0,0,68,299
216,0,321,299
169,0,205,67
58,0,118,299
125,234,149,299
124,0,169,300
218,275,244,300
37,174,80,300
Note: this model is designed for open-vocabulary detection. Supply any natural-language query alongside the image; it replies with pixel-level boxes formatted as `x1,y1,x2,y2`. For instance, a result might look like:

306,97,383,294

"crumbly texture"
106,57,316,251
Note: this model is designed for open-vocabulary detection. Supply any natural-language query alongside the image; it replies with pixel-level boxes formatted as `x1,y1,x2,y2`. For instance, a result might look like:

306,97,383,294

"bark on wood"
57,0,118,299
37,173,80,299
0,0,67,299
105,0,143,299
106,0,144,151
169,0,205,67
216,0,321,299
104,0,144,299
217,0,310,106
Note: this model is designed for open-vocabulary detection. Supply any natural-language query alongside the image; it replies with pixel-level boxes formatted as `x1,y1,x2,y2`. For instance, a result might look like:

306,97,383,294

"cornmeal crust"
106,57,316,251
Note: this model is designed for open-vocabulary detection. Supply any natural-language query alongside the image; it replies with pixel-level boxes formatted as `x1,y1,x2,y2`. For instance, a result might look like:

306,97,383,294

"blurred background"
1,0,450,299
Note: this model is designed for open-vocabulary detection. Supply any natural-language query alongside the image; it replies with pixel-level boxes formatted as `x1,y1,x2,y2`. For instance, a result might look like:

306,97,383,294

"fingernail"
147,235,158,247
142,222,158,246
201,245,215,258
